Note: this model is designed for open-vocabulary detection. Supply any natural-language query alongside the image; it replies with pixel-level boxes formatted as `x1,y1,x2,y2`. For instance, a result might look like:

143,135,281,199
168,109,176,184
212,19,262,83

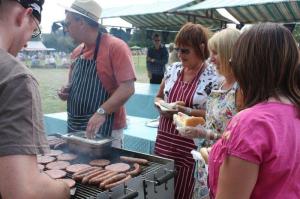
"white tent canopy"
23,41,55,51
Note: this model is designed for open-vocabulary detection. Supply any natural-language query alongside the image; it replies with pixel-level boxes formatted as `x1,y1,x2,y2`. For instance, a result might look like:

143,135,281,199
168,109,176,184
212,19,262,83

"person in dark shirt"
146,33,168,84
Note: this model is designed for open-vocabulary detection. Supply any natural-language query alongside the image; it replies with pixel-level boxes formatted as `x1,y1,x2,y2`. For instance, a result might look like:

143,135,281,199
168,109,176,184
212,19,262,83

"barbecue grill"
47,135,175,199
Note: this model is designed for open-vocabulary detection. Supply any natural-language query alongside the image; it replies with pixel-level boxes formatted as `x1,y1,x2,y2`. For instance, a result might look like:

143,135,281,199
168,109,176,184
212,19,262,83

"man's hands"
86,113,106,139
57,85,70,101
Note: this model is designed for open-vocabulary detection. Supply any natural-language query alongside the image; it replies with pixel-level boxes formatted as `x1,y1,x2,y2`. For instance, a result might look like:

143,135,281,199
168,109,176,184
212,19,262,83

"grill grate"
68,162,163,199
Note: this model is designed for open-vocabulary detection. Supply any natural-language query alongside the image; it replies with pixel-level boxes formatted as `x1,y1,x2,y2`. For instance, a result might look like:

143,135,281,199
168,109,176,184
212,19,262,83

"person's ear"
199,43,205,51
15,7,33,27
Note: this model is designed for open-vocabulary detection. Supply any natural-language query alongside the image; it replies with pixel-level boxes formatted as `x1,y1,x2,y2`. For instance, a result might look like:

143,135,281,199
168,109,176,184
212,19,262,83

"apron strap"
93,32,102,61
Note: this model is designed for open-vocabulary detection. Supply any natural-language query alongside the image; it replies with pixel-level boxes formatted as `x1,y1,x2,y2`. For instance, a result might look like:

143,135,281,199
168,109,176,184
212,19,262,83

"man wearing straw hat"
58,0,136,147
0,0,70,198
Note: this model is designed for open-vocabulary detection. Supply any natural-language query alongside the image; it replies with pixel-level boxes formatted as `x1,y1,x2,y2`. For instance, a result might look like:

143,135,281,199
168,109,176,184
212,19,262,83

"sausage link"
104,175,132,189
100,173,127,188
88,170,114,184
126,163,141,176
82,169,105,184
120,156,149,165
73,167,101,181
95,171,118,184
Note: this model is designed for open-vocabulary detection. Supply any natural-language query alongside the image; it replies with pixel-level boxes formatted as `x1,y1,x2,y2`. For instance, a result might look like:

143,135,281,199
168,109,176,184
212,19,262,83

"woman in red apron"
154,23,219,199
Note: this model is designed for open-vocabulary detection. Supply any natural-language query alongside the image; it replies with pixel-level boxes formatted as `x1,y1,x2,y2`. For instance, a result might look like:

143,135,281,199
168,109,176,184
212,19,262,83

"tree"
109,28,131,43
42,30,75,53
293,24,300,43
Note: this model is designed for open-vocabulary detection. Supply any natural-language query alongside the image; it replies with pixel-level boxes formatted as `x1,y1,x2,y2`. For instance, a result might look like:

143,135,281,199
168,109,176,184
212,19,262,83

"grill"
48,135,175,199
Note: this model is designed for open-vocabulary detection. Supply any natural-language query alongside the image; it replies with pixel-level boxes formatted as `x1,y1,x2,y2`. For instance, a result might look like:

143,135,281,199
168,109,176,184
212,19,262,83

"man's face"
153,36,161,48
63,13,81,44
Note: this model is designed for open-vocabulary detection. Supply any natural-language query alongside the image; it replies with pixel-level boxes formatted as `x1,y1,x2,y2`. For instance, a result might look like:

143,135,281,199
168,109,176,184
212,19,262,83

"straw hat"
62,0,102,23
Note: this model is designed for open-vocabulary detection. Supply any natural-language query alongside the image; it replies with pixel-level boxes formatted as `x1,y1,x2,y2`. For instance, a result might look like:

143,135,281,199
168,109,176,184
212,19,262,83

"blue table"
125,83,160,119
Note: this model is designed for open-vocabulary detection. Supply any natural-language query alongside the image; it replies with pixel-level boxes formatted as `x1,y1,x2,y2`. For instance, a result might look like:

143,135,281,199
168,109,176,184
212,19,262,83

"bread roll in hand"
173,112,205,127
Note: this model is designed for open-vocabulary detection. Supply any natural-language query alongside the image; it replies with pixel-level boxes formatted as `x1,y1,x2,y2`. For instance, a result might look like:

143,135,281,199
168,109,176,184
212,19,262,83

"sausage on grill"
82,169,106,184
120,156,149,165
100,173,127,188
88,170,114,185
104,175,132,189
72,167,100,181
126,163,142,176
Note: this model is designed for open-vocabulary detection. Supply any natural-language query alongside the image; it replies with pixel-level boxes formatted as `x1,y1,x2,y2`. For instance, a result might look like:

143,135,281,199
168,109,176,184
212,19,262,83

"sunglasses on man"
31,15,41,38
175,48,190,55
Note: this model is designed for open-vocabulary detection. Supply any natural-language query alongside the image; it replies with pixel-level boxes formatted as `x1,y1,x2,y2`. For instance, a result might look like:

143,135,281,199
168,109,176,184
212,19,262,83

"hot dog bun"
173,112,205,127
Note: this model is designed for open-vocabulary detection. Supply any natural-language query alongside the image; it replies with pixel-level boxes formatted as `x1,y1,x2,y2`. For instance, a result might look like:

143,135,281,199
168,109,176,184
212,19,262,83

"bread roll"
173,112,205,127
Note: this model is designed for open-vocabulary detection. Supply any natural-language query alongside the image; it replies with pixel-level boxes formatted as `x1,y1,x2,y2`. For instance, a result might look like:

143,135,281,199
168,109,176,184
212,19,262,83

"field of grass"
30,55,149,113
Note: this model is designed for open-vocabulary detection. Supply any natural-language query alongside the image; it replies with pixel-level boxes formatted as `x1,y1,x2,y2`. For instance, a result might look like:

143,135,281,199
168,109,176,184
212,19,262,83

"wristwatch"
96,107,107,115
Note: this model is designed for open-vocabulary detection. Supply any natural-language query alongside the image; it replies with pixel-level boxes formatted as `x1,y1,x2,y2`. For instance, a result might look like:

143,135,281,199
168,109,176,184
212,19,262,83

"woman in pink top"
208,23,300,199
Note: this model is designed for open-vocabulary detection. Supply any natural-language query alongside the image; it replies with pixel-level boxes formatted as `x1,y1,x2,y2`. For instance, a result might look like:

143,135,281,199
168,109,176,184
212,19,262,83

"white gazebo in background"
23,41,55,51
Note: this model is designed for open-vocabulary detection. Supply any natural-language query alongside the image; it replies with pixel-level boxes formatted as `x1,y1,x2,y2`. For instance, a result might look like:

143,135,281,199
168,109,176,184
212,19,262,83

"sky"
41,0,167,33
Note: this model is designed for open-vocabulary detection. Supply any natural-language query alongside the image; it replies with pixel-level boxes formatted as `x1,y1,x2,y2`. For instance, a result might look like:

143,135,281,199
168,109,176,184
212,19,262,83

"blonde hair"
208,28,240,77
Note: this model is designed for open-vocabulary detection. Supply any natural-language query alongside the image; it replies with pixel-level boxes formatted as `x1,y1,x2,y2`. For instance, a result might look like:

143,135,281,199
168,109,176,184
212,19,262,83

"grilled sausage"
82,169,105,184
120,156,149,165
126,163,142,176
72,167,100,181
104,175,132,189
100,173,127,188
88,170,114,184
96,172,118,184
72,166,98,177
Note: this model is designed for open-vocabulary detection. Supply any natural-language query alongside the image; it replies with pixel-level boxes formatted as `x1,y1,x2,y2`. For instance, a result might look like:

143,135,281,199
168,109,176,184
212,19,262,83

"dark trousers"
150,74,164,84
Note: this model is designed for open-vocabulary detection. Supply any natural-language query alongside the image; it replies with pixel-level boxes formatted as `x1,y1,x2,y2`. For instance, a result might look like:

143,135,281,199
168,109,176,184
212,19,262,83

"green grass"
30,55,149,113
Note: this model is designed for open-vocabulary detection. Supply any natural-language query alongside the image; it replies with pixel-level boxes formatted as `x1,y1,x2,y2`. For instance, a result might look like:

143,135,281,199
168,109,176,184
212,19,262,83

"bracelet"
186,107,192,115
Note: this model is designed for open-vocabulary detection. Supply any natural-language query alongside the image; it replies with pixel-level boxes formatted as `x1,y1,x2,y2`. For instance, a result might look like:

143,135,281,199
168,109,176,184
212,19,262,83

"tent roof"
180,0,300,24
101,0,231,31
24,41,55,51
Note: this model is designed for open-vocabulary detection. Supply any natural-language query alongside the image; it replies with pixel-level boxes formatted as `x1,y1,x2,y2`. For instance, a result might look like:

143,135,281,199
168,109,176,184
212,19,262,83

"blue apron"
67,32,114,137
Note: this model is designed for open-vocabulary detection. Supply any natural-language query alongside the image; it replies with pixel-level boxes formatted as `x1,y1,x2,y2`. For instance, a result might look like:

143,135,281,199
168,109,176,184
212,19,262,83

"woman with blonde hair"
177,27,242,198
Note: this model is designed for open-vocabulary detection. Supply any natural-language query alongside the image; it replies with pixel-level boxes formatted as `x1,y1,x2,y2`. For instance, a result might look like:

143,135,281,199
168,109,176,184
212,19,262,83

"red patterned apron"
155,67,204,199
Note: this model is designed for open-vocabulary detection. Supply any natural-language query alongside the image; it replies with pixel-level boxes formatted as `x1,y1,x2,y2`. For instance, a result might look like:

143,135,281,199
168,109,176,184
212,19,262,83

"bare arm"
101,80,135,114
86,80,135,137
0,155,70,199
216,156,259,199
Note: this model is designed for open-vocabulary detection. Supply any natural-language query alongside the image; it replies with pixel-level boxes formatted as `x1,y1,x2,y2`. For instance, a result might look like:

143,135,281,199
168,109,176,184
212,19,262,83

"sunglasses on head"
175,48,190,55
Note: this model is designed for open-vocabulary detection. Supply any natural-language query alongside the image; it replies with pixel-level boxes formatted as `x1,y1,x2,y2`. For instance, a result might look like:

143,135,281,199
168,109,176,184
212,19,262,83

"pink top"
71,34,136,129
208,102,300,199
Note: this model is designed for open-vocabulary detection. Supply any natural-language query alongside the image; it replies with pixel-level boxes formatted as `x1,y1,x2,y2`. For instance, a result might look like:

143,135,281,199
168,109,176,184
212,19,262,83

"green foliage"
293,24,300,43
109,28,131,43
128,29,178,47
42,31,75,53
